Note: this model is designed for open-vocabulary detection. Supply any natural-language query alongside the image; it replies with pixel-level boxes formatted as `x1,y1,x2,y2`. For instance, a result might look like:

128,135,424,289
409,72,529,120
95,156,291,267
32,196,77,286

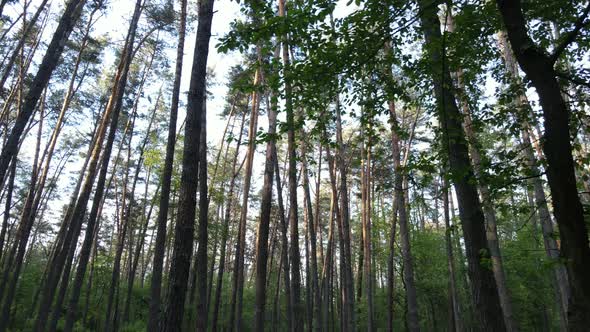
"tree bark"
360,126,375,331
443,173,463,332
334,94,355,332
393,108,419,332
195,92,209,332
444,10,516,325
211,112,246,332
274,146,293,331
0,0,86,190
497,30,570,330
277,2,303,330
162,0,213,328
229,66,260,331
0,157,16,263
33,0,141,329
118,92,160,324
0,0,50,94
416,1,506,330
301,138,321,332
495,1,590,327
254,73,278,331
147,0,187,330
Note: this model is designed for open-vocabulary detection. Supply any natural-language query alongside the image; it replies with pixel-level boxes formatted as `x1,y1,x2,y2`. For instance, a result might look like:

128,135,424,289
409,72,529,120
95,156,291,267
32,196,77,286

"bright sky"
3,0,359,231
97,0,357,148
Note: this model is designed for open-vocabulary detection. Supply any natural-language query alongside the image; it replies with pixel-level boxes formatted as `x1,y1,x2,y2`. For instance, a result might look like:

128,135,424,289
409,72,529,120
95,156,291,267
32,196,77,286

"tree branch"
555,70,590,89
550,2,590,64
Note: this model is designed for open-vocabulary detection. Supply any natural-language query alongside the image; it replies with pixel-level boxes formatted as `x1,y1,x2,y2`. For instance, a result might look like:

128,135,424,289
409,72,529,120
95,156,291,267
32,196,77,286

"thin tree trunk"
443,173,463,332
0,91,45,331
387,99,419,331
301,137,321,332
122,95,161,323
0,0,86,191
105,102,141,332
274,146,293,331
0,158,16,262
277,1,302,330
321,165,336,332
333,94,355,332
194,92,209,332
254,72,278,331
444,9,516,327
33,1,142,329
162,0,213,328
497,30,570,330
211,112,246,332
83,214,100,325
495,2,590,327
0,0,50,93
202,102,236,322
416,1,506,329
35,9,100,329
304,195,312,332
457,71,516,331
123,169,154,322
205,206,221,316
229,65,261,332
386,189,397,332
147,0,187,329
362,127,374,331
314,147,324,269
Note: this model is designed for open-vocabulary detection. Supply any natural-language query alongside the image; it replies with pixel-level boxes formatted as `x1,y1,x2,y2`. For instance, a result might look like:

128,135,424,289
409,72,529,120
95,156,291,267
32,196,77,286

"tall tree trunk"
27,116,98,319
314,147,324,269
416,1,506,330
277,2,303,330
162,0,213,329
443,13,517,329
383,42,399,332
104,89,144,332
301,138,321,332
443,173,463,332
200,101,236,324
387,100,420,332
386,188,397,332
334,94,355,332
117,91,160,324
321,160,336,332
0,0,50,93
27,2,97,255
82,212,100,325
211,112,246,332
48,213,81,332
496,1,590,327
0,91,45,331
360,126,375,331
497,30,570,329
0,0,86,190
254,76,278,331
0,158,16,263
123,174,158,323
33,0,142,329
41,9,102,330
457,82,516,331
0,3,47,305
195,94,209,332
147,0,187,330
229,66,260,332
274,146,293,331
63,105,130,332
